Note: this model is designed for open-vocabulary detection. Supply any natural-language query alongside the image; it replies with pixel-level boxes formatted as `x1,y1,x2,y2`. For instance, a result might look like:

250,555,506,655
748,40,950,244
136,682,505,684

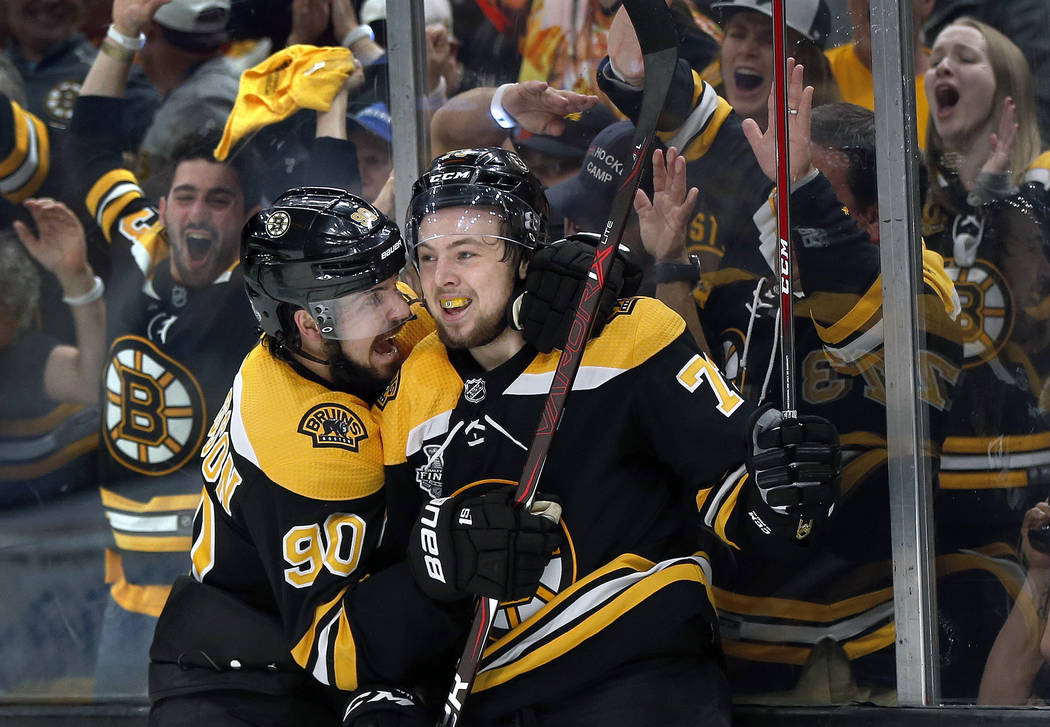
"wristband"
341,23,374,48
106,23,146,51
607,56,644,89
62,275,105,306
490,83,517,129
100,38,136,63
652,254,700,285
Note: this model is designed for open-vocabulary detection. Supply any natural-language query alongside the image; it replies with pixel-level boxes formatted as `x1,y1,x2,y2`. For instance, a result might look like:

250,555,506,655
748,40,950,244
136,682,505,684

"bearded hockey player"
374,147,842,727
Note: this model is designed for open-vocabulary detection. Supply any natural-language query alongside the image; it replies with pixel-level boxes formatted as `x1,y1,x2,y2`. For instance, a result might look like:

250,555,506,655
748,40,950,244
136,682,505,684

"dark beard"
322,339,390,404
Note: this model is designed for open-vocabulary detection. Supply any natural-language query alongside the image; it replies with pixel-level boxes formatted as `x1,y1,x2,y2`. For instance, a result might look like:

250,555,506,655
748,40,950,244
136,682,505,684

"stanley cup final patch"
297,403,368,451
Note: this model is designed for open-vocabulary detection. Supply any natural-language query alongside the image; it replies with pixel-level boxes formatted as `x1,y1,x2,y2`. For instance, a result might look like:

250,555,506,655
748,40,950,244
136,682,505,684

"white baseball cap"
711,0,830,49
153,0,232,36
359,0,453,33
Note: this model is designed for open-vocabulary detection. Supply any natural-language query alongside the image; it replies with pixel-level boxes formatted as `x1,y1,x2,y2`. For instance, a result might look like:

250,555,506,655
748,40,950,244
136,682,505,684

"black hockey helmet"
241,187,406,343
405,147,549,261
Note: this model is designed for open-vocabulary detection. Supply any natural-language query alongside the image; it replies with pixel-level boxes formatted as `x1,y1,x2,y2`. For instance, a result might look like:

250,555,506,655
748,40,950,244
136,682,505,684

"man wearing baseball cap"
347,101,393,203
703,0,839,130
544,118,636,234
134,0,241,198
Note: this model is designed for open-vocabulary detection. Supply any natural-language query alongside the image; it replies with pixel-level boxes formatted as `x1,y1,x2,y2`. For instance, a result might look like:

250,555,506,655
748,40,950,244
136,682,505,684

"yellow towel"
214,44,355,161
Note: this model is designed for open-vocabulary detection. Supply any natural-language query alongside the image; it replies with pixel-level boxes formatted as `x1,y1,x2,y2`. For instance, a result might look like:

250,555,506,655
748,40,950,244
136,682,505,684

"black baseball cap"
545,120,636,232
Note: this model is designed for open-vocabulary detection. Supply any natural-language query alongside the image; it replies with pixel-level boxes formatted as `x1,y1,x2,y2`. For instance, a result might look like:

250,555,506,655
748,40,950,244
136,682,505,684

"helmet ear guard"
241,187,406,348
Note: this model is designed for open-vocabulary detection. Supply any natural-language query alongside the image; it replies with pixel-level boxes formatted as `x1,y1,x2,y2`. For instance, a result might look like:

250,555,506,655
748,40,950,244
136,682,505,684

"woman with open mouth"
921,18,1050,589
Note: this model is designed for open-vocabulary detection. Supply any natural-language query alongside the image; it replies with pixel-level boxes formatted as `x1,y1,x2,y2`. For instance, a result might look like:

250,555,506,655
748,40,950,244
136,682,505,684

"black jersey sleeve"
70,95,160,251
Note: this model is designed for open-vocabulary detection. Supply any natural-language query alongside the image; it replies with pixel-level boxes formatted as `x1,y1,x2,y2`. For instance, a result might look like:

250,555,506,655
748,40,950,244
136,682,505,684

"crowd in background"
2,0,1050,710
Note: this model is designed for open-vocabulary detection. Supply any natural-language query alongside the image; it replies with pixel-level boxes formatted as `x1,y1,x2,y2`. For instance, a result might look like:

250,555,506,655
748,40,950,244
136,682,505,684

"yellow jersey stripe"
0,100,29,177
474,560,708,692
100,487,202,513
711,585,894,623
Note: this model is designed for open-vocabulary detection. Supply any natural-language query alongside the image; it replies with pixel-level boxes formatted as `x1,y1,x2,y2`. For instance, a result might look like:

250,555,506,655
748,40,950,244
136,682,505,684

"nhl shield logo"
464,378,486,404
297,403,368,451
265,210,291,238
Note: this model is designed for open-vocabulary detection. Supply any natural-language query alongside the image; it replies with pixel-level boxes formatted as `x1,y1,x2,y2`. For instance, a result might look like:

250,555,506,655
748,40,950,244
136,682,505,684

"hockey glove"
746,405,841,540
408,485,563,602
342,687,432,727
513,232,643,353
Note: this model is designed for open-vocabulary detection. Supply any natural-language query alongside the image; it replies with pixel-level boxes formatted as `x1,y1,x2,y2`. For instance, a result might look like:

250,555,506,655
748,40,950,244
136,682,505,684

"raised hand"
633,146,699,263
426,23,455,93
982,96,1018,176
606,0,673,86
500,81,598,136
287,0,332,46
13,199,93,294
112,0,172,37
742,58,815,185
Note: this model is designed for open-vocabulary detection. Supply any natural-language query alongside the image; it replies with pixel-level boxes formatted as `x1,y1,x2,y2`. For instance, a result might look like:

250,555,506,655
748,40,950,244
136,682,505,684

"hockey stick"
770,0,797,416
436,2,678,724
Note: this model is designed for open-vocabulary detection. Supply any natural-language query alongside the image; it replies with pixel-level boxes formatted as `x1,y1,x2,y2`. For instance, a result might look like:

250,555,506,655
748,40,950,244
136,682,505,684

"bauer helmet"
405,147,549,261
241,187,406,345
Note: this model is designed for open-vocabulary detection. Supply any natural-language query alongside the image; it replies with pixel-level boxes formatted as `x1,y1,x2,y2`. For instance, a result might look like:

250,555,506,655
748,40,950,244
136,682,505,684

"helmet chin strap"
289,344,332,366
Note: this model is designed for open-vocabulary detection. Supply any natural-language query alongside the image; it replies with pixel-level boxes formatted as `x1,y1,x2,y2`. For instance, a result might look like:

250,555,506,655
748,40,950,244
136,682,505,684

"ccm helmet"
241,187,406,345
405,147,549,260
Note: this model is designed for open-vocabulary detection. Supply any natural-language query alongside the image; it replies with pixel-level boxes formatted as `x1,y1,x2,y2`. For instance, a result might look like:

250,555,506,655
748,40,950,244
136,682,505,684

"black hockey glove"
342,687,432,727
746,405,841,541
513,233,643,353
408,485,563,602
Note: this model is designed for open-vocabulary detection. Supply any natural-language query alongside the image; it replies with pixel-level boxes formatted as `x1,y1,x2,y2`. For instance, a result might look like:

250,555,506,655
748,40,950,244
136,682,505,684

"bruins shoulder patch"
297,403,368,451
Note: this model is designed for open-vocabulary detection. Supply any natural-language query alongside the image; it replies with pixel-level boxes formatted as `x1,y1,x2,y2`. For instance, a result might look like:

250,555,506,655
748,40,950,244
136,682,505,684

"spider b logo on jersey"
103,335,207,476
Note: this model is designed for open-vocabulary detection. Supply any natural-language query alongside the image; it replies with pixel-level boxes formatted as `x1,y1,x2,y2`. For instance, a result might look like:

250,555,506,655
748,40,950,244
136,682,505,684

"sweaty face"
925,25,997,152
415,206,522,352
721,11,776,127
7,0,80,56
160,159,248,289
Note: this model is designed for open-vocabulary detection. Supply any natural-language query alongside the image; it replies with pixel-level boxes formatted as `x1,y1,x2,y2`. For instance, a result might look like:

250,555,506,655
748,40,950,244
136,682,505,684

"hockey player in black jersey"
371,147,842,726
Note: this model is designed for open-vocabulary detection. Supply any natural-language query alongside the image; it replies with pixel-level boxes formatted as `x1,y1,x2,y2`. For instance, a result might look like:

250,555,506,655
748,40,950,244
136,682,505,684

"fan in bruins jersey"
921,19,1050,555
372,147,841,727
148,182,641,726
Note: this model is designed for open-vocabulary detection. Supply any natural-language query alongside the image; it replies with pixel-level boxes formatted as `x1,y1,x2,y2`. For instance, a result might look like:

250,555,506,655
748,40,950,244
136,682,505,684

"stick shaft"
771,0,796,416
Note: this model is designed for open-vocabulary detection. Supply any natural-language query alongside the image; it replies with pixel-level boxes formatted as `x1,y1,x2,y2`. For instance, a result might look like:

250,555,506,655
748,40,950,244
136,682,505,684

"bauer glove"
408,484,563,602
745,405,841,541
343,687,432,727
512,232,643,353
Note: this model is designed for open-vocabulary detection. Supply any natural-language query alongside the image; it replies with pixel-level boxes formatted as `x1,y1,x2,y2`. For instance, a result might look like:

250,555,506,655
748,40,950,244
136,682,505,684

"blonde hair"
924,17,1042,213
